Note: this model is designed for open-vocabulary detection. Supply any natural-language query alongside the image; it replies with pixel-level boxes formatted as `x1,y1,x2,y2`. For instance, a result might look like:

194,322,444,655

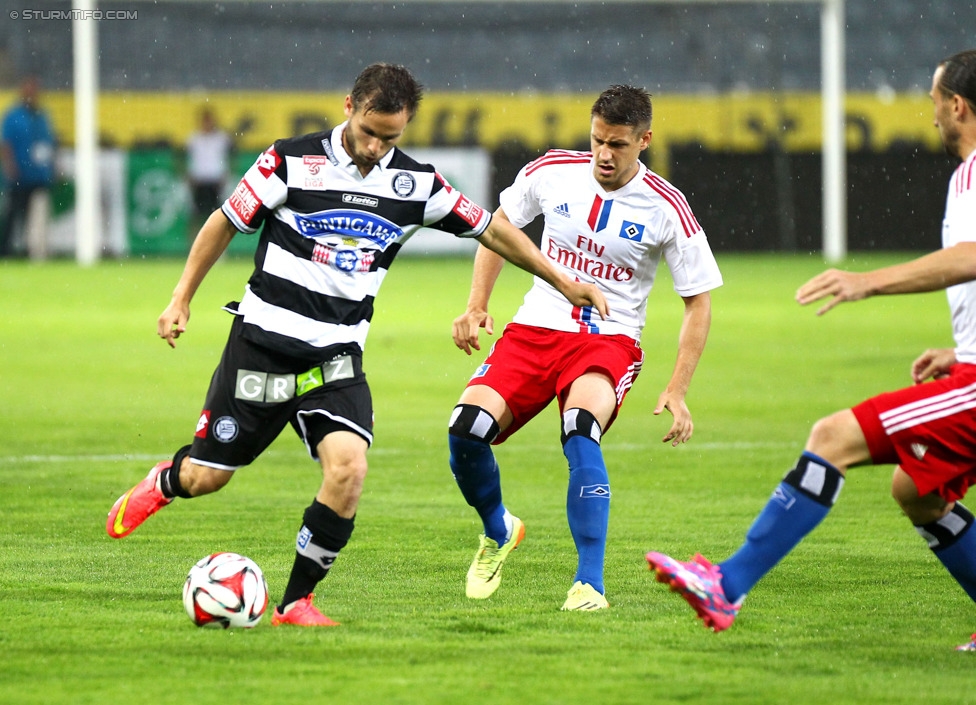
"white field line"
0,441,792,465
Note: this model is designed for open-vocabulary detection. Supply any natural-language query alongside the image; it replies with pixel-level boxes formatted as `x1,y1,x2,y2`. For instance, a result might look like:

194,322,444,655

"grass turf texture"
1,253,973,704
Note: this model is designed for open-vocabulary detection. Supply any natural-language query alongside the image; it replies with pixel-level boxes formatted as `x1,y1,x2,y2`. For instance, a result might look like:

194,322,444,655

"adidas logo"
911,443,928,460
553,203,571,218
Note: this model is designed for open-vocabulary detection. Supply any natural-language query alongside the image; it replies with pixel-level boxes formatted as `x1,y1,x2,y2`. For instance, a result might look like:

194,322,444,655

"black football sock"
159,445,192,499
279,500,355,610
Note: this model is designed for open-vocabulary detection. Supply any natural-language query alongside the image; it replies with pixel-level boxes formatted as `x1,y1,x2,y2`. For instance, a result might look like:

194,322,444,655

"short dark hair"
938,49,976,109
350,63,424,120
591,85,652,131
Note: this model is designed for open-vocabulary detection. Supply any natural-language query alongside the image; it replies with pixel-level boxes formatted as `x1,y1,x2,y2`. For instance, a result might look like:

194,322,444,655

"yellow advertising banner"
2,89,940,176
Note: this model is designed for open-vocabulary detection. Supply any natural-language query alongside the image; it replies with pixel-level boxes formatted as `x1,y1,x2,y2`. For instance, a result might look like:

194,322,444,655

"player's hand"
559,279,609,320
452,309,494,356
796,268,870,316
654,392,693,446
911,347,956,384
158,300,190,349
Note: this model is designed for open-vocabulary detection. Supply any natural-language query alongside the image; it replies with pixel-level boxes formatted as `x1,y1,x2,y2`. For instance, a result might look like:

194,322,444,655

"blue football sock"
564,434,610,595
918,503,976,603
449,433,507,544
720,452,843,604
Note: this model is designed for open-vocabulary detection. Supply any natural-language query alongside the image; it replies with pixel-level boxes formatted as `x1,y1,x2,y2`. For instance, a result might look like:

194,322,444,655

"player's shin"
448,404,507,543
719,451,844,603
279,499,354,610
562,408,609,595
916,502,976,602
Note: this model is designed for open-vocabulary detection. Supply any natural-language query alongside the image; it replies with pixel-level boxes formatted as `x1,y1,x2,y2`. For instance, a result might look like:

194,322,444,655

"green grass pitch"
1,252,974,704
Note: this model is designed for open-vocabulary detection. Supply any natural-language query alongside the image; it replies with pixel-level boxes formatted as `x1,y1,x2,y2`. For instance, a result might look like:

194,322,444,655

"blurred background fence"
0,0,972,256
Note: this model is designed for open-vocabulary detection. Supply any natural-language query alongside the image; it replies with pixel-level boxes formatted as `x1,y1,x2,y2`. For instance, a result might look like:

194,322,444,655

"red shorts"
852,363,976,502
465,323,644,444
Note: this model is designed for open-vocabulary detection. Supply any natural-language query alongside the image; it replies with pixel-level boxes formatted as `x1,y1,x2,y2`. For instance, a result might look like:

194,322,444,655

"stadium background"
0,0,971,253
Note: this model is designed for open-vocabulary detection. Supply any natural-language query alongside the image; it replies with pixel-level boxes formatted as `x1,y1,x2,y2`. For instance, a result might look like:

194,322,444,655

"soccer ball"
182,552,269,628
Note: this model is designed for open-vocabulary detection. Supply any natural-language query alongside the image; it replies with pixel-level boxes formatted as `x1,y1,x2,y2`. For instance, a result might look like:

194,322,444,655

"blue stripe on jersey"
579,305,599,333
595,199,613,232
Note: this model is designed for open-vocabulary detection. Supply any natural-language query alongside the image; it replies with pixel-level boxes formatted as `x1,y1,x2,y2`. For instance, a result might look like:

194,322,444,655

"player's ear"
641,130,653,150
344,95,355,119
952,93,970,121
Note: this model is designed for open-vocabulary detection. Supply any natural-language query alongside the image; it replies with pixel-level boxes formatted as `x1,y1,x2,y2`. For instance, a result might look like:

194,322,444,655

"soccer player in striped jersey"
105,63,607,627
448,85,723,610
646,49,976,651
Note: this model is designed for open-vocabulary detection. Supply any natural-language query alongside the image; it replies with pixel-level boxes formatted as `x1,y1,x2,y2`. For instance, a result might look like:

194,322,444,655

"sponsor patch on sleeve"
453,194,485,229
228,179,261,225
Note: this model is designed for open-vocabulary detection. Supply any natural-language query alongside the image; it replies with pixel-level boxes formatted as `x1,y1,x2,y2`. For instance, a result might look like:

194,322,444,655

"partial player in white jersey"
448,85,723,610
646,49,976,651
104,63,607,629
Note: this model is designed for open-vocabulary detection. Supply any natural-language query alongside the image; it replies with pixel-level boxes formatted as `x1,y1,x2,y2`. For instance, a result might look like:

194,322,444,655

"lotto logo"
195,410,210,438
256,147,282,178
229,180,260,224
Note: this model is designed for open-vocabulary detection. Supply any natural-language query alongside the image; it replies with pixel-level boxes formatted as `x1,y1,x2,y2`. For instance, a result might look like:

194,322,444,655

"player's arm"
797,242,976,315
452,227,507,355
655,291,711,446
158,210,237,348
475,209,608,320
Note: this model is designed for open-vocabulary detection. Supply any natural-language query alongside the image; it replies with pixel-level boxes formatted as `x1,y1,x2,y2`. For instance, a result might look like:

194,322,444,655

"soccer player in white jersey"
646,49,976,651
448,85,723,610
104,63,606,627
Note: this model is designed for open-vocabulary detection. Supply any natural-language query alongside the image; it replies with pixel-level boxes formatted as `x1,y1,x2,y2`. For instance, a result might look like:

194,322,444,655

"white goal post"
71,0,845,264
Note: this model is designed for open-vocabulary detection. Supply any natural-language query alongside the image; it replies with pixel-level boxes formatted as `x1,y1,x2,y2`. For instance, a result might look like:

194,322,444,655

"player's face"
931,66,962,159
342,95,411,175
590,116,651,192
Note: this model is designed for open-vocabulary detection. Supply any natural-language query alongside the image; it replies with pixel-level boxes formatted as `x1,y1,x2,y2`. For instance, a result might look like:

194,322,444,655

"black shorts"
189,316,374,470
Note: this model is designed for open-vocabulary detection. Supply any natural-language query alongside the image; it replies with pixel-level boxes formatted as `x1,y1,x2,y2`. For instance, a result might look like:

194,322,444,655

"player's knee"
805,410,864,468
449,403,500,444
806,413,841,450
561,407,602,447
323,451,368,485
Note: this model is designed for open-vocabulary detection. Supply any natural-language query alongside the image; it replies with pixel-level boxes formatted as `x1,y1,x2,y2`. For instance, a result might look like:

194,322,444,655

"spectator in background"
0,76,56,260
186,107,233,233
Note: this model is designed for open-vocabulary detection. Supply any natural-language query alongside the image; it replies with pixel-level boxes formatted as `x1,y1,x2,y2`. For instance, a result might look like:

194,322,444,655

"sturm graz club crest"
391,171,416,198
213,416,240,443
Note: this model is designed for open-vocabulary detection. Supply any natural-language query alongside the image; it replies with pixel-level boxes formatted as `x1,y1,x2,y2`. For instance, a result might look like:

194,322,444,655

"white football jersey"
943,149,976,363
499,150,723,342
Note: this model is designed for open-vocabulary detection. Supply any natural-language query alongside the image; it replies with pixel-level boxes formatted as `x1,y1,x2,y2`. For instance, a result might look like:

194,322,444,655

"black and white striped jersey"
221,122,492,362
